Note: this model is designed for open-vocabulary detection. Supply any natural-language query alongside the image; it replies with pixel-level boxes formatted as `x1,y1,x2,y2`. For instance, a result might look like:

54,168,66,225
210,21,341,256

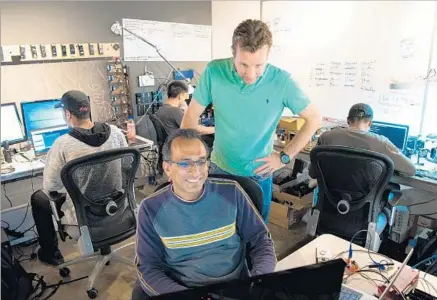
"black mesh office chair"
306,146,397,251
49,148,140,299
154,174,263,214
149,113,168,175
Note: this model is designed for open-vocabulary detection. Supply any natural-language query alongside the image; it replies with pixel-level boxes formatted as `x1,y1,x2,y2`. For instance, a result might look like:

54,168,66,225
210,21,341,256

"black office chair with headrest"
154,173,263,214
149,113,168,175
306,145,397,251
50,148,140,299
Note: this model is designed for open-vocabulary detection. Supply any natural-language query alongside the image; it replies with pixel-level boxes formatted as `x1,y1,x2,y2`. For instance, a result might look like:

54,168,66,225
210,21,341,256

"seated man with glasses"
132,129,276,299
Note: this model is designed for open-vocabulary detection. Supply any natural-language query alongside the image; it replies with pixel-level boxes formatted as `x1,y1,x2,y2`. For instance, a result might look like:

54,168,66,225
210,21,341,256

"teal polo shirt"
193,58,310,176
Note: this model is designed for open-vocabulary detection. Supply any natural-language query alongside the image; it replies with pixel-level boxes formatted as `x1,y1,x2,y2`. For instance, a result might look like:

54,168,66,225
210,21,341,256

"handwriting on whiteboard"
310,60,375,91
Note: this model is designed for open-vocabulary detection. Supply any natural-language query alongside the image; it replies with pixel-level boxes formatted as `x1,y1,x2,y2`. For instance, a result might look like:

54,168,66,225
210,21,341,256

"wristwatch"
280,151,291,164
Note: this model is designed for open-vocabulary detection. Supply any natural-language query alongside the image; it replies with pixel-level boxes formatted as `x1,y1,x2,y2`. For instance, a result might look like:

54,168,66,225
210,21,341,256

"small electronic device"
40,45,47,57
61,45,67,57
30,45,38,59
19,46,26,59
97,43,104,55
1,103,27,145
389,206,411,243
51,44,57,57
77,44,84,56
88,43,95,55
69,44,75,56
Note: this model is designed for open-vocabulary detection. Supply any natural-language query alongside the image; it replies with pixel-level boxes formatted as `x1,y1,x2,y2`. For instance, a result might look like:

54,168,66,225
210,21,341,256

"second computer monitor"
1,102,27,145
21,99,67,138
370,121,409,151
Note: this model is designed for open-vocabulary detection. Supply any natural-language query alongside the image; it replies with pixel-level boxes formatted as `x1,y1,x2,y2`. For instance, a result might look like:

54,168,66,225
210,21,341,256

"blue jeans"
210,163,273,223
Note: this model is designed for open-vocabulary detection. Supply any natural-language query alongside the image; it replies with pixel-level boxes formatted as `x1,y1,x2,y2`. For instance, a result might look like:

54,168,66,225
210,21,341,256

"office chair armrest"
387,189,403,206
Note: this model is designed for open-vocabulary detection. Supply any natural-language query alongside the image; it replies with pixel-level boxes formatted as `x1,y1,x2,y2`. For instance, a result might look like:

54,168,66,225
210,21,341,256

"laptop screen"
31,126,70,156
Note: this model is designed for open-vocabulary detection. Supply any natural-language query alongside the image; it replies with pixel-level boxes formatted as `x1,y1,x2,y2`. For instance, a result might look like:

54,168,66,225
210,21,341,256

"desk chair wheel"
87,288,98,299
59,267,70,278
105,260,110,266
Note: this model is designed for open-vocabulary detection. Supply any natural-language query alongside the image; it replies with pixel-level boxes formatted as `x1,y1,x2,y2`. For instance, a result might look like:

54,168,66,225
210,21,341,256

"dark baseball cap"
348,103,373,120
55,90,91,115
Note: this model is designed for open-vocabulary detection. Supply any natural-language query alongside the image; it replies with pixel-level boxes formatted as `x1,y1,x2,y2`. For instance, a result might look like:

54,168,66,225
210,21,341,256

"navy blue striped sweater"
135,178,276,296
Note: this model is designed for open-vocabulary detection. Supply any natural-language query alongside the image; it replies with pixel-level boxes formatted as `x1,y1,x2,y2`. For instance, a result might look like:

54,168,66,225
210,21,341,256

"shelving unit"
106,59,132,129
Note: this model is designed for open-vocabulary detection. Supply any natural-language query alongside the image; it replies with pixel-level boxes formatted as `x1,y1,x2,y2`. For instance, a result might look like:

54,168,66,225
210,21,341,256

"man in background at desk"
309,103,416,177
156,80,215,149
31,90,127,266
182,19,321,222
133,129,275,299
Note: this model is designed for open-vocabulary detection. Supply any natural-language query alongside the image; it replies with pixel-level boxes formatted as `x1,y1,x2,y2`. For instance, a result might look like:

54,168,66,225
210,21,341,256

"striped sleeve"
135,195,187,296
234,183,277,275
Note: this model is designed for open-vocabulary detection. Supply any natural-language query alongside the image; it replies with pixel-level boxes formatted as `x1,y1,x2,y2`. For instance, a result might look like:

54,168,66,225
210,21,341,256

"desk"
1,135,154,245
1,160,44,183
276,234,437,297
289,147,437,195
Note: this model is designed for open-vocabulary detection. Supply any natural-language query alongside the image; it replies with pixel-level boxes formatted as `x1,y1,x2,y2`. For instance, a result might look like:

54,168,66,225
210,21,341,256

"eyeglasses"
166,158,209,169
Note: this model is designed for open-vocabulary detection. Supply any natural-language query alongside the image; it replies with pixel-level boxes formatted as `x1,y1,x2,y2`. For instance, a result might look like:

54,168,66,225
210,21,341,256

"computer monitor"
30,126,70,156
370,121,409,151
20,99,67,139
1,103,27,145
153,259,346,300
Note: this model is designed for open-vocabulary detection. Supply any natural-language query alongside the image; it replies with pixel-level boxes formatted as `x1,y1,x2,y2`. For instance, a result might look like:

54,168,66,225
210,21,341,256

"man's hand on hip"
254,152,285,177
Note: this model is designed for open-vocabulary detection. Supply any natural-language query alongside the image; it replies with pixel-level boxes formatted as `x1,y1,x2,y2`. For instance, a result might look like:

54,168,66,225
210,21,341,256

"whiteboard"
122,19,212,62
262,1,436,135
212,1,261,59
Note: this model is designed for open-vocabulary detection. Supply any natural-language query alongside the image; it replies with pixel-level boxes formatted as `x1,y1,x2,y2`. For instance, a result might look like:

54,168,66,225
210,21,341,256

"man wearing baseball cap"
30,90,128,266
309,103,416,177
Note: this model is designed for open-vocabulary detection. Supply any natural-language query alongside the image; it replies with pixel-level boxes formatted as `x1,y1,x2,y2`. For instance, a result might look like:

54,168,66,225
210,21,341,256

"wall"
0,1,211,121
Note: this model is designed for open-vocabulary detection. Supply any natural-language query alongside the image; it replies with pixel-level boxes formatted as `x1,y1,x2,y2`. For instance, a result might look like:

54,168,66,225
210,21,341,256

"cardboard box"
269,184,313,229
279,117,305,131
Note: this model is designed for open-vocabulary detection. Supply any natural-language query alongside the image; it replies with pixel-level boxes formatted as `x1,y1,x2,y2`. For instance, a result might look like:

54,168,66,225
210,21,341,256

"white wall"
212,1,261,59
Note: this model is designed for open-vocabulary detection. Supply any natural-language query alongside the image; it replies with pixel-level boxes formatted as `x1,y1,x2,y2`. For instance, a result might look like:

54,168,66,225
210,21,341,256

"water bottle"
126,116,136,145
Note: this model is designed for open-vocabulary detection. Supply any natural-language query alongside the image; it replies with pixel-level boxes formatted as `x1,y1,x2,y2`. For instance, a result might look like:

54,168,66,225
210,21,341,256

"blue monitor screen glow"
21,99,67,138
31,126,70,156
370,121,409,151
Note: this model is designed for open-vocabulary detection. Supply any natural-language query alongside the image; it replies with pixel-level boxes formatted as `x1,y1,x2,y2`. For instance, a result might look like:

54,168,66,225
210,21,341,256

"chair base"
56,241,135,295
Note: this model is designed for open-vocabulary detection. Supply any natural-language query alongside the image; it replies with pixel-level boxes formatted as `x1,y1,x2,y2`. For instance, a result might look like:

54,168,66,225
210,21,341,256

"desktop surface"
1,103,27,145
21,99,67,138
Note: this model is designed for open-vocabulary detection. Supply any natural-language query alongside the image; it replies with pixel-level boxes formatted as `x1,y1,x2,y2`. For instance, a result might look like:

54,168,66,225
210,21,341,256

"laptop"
154,259,347,299
152,249,415,300
30,125,70,162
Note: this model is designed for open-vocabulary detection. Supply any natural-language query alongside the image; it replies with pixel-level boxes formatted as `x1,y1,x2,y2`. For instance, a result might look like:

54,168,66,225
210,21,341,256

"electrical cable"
423,259,437,279
2,219,10,228
412,254,437,269
355,270,407,300
407,196,437,207
3,183,13,207
12,203,30,231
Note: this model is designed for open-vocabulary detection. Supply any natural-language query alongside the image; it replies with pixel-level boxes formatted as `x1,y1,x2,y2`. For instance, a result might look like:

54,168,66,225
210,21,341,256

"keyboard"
416,169,437,181
340,286,364,300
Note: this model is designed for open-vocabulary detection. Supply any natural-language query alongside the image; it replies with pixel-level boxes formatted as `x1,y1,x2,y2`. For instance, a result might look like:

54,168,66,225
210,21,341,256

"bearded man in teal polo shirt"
181,19,321,222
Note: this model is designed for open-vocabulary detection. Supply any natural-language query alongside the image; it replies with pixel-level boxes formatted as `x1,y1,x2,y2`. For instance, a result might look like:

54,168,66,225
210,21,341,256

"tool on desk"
378,247,415,299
